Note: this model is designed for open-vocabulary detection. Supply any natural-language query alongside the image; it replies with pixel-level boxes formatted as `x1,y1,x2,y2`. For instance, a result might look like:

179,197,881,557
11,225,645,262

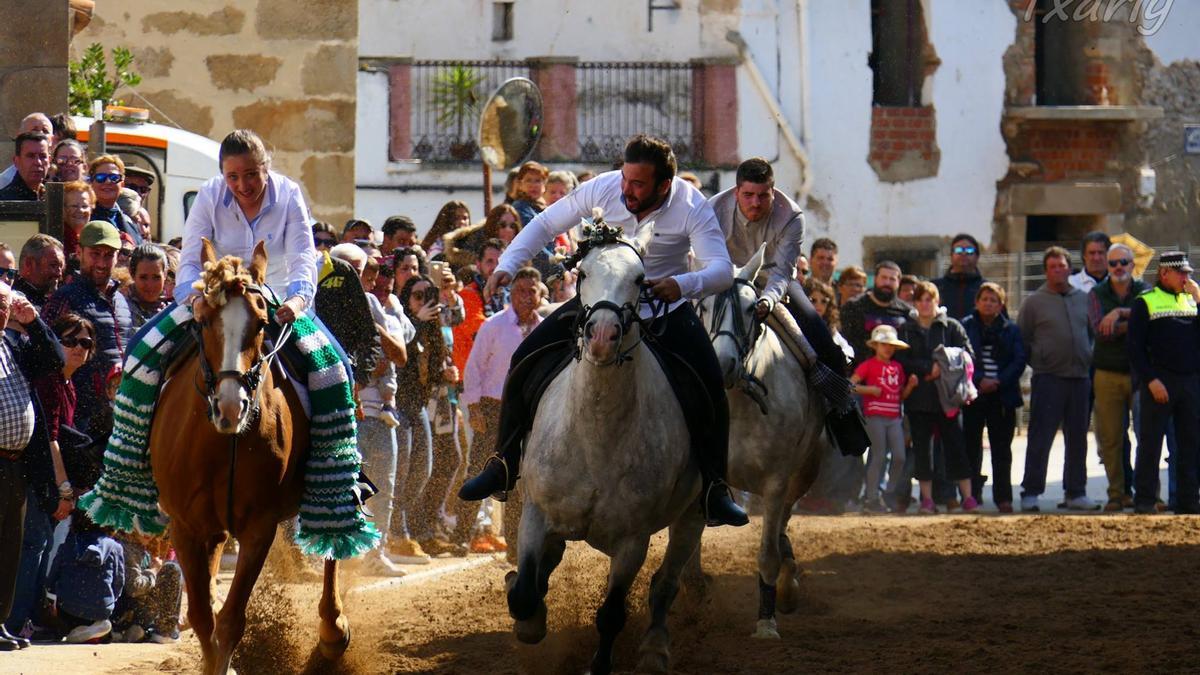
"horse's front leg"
506,501,549,644
591,536,650,675
173,527,221,672
752,482,789,639
637,504,705,673
210,522,276,675
317,558,350,659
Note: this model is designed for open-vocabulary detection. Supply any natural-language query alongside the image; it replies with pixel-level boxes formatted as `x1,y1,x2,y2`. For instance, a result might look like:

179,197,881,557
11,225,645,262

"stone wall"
77,1,358,223
0,1,69,135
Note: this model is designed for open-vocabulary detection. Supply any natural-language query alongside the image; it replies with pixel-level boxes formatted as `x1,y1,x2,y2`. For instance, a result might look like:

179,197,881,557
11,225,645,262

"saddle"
501,329,716,473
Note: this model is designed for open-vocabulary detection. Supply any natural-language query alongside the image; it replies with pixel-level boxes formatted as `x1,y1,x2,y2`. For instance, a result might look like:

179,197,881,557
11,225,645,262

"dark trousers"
784,278,848,376
6,487,53,632
963,392,1016,505
0,458,28,624
909,411,971,483
1135,373,1200,510
496,297,730,482
1021,374,1090,499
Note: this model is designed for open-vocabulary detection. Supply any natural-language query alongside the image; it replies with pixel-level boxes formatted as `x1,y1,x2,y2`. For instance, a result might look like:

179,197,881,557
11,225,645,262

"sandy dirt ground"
4,512,1200,674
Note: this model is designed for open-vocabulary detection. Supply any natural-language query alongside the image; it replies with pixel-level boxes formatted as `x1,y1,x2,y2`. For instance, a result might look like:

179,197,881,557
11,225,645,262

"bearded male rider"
458,134,748,527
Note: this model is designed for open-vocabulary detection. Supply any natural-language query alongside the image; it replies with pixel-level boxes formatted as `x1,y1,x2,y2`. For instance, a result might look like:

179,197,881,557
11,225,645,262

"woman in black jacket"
961,282,1027,512
897,281,977,514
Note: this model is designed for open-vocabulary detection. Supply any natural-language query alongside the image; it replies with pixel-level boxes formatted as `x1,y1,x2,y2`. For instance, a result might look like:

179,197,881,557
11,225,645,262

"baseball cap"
79,220,122,250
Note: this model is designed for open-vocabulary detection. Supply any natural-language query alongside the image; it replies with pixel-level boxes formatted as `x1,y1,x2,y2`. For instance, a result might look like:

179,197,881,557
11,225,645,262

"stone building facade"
77,0,358,223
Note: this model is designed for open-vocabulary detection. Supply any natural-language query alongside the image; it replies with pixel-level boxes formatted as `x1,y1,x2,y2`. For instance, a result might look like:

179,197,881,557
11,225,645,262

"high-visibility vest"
1138,286,1198,320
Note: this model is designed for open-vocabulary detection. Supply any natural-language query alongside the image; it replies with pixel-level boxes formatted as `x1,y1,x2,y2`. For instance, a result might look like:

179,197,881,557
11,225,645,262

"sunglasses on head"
61,335,95,350
0,267,16,282
91,172,122,184
1108,258,1132,268
953,245,978,255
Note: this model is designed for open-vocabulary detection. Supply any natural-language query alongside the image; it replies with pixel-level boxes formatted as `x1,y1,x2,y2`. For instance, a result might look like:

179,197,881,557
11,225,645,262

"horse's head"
699,242,766,388
191,238,272,434
572,212,655,366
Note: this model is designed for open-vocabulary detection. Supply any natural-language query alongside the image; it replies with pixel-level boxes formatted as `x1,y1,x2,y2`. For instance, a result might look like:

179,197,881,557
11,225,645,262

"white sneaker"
65,619,112,644
1063,496,1101,511
378,406,401,428
1020,495,1040,512
362,552,408,577
148,629,180,644
122,624,146,643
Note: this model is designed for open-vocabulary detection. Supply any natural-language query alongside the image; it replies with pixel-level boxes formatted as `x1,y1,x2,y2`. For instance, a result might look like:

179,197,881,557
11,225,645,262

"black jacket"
896,309,973,414
933,270,985,322
314,254,382,385
961,310,1027,409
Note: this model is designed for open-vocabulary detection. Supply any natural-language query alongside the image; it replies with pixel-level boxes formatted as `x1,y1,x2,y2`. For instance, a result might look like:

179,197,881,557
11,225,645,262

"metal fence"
575,61,697,165
409,60,528,163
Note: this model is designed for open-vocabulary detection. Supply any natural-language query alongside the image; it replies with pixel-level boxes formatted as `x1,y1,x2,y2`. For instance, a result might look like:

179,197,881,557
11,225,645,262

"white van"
73,115,220,243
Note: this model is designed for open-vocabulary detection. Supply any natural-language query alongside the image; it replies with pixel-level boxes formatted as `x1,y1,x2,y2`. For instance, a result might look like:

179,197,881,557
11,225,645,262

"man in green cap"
42,221,132,431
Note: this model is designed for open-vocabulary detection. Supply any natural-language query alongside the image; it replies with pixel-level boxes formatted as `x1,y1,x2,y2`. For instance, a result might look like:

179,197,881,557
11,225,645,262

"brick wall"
868,106,939,182
1012,121,1121,182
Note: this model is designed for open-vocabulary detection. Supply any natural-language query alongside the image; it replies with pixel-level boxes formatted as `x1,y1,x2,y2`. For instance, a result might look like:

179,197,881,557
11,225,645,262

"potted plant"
431,64,484,160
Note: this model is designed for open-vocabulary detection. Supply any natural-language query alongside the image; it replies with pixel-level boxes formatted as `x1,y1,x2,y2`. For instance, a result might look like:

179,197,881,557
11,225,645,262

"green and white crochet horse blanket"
78,303,380,560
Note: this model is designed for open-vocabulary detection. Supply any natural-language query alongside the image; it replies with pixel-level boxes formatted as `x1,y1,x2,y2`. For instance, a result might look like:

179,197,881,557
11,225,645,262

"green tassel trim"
294,521,381,560
77,491,168,536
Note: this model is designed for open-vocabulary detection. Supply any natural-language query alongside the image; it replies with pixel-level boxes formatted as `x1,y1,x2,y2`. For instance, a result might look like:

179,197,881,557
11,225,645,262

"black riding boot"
784,290,871,456
459,301,583,502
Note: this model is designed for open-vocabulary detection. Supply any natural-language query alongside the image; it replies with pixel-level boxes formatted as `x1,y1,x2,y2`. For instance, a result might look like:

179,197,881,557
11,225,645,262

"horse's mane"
561,207,632,270
193,255,254,308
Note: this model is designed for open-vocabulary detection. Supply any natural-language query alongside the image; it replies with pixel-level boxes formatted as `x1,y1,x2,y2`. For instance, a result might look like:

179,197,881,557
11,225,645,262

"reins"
188,282,289,533
707,279,770,414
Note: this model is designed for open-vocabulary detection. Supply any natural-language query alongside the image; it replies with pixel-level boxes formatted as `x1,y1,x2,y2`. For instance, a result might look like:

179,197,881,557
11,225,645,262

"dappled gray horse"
697,244,825,639
506,221,705,675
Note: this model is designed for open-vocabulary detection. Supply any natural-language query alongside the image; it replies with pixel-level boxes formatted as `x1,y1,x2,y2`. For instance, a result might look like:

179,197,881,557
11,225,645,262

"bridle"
565,238,668,366
188,282,289,534
189,283,290,428
704,278,769,414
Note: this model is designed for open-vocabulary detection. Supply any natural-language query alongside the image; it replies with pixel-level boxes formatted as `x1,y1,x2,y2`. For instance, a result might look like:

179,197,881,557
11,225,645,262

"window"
1033,0,1089,105
492,2,514,42
869,0,928,107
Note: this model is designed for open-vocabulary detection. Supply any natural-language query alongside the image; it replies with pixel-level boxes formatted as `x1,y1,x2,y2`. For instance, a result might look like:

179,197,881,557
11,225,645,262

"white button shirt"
462,306,542,405
174,172,318,307
496,170,733,315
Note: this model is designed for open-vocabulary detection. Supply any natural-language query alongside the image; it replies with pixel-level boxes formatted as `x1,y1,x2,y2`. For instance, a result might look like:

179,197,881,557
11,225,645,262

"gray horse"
506,221,706,675
696,243,826,639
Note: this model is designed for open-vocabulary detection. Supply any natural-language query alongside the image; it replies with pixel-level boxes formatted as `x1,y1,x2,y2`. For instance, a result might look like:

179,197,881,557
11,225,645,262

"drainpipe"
725,28,813,203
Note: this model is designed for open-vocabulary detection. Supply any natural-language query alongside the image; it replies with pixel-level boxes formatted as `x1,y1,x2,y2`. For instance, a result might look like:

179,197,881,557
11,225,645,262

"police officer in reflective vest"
1128,251,1200,514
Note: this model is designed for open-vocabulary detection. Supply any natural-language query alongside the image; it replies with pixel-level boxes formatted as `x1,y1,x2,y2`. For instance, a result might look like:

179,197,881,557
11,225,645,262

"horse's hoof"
776,559,801,615
504,570,518,590
317,621,351,660
635,649,671,673
752,618,780,640
513,601,547,645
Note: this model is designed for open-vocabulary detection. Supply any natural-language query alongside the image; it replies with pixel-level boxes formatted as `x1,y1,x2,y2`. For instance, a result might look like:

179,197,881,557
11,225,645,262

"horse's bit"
707,279,770,415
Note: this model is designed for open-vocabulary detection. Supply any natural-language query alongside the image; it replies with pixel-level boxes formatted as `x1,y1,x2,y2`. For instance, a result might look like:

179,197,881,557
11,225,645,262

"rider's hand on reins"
755,298,771,319
484,270,512,301
274,296,305,324
643,277,681,302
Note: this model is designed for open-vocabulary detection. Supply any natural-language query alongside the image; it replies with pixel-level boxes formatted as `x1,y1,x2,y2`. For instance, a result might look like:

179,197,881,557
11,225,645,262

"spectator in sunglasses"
0,243,15,284
311,221,338,250
934,233,986,321
87,155,142,246
1087,243,1148,511
123,165,155,202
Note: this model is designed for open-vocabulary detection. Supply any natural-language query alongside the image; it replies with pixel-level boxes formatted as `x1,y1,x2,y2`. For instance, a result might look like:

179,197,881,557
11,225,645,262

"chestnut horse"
151,240,348,674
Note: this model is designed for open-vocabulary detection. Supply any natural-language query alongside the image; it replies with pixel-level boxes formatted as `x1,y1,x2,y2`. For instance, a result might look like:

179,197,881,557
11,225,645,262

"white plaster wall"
1143,1,1200,64
805,1,1014,266
360,0,738,61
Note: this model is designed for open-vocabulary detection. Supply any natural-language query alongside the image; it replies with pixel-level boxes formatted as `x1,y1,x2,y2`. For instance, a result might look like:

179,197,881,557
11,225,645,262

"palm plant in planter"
431,64,485,160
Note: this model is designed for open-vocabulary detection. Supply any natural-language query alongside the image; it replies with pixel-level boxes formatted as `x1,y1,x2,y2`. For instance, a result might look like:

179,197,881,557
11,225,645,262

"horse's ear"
201,238,217,266
249,241,268,284
737,242,767,282
631,221,655,256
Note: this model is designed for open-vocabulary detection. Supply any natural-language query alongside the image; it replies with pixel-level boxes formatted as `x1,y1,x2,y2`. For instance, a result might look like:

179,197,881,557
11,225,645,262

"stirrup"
702,480,746,526
484,455,513,503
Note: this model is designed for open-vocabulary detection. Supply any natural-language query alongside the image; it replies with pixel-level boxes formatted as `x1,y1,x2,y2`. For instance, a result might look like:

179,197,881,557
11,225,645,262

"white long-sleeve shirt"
496,170,733,315
462,307,542,405
174,172,318,308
